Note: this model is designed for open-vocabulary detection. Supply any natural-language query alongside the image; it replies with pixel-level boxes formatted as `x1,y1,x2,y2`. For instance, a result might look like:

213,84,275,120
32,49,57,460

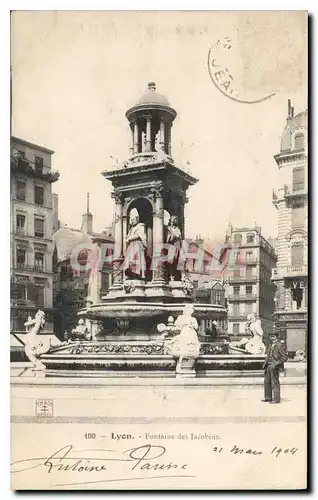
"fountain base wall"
40,341,265,378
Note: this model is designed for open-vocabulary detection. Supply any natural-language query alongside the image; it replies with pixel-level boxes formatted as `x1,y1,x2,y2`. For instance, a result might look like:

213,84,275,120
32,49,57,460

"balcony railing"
286,265,308,276
236,258,258,265
15,227,27,235
271,265,308,279
11,298,36,307
14,263,47,273
228,315,248,321
284,183,307,197
227,294,257,301
11,155,60,183
228,275,257,283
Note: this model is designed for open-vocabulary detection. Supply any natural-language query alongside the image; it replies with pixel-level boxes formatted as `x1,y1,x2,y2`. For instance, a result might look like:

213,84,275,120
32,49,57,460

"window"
233,304,240,316
35,156,44,174
16,214,26,232
233,233,242,245
233,285,240,295
16,180,26,201
294,134,304,150
34,217,44,238
34,185,44,206
246,251,253,261
292,168,305,192
246,234,254,244
246,285,253,295
246,266,254,278
213,289,224,305
246,303,253,314
16,248,26,266
291,243,304,267
292,201,305,228
35,252,44,269
233,323,240,334
34,286,44,307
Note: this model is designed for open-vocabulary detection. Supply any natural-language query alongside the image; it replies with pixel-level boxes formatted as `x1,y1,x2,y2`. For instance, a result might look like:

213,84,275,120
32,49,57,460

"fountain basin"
39,341,265,378
82,301,227,320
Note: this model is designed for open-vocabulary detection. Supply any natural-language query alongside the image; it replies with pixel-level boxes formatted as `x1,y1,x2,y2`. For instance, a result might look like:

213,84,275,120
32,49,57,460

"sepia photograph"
9,10,307,490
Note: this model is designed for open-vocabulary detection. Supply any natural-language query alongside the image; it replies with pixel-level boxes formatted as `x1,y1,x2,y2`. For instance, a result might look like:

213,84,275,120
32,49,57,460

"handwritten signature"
11,444,193,487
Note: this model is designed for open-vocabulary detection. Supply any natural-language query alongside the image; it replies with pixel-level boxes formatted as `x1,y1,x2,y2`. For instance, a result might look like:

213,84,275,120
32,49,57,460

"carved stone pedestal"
176,357,197,378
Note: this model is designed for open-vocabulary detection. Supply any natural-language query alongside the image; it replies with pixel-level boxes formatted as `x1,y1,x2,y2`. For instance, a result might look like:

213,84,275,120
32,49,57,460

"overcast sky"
11,11,307,242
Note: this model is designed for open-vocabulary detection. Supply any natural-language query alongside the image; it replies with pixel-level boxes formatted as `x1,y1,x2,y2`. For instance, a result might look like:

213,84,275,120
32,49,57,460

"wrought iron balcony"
11,154,60,183
11,298,36,307
228,275,257,283
227,294,257,301
228,315,248,321
14,263,47,273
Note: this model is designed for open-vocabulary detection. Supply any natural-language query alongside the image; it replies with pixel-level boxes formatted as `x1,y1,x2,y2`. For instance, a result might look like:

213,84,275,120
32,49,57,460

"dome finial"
148,82,156,91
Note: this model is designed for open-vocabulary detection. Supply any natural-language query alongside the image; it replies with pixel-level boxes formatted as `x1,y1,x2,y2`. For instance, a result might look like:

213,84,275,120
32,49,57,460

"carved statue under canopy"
124,208,148,280
166,214,182,281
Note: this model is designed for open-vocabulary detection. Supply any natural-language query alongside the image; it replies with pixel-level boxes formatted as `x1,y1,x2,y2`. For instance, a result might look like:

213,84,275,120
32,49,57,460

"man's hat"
270,331,279,337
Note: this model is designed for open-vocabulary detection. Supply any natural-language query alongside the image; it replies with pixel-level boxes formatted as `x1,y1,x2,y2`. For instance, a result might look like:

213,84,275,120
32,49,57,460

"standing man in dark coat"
262,332,288,404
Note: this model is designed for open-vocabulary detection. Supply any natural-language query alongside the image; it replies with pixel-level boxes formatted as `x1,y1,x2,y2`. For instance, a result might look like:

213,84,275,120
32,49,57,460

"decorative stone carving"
181,274,194,295
111,190,123,203
123,280,136,294
67,319,91,341
230,314,266,355
116,319,130,334
162,304,200,377
23,310,56,370
68,342,165,356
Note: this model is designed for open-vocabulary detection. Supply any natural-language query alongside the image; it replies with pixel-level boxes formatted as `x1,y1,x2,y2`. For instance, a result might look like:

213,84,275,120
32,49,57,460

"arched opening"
246,233,255,244
233,233,242,245
126,197,153,280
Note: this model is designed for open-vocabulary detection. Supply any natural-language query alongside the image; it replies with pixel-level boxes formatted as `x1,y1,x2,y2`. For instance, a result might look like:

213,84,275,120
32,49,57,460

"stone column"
152,183,166,283
179,193,188,239
167,124,172,155
133,121,139,154
159,119,165,152
111,190,124,285
129,125,134,155
145,116,152,152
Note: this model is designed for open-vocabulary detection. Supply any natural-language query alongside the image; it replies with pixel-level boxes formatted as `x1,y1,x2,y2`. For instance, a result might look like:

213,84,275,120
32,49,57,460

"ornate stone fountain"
39,83,264,377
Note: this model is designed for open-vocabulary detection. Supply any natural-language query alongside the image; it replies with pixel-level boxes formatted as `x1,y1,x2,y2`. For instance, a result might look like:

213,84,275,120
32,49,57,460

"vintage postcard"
10,10,308,490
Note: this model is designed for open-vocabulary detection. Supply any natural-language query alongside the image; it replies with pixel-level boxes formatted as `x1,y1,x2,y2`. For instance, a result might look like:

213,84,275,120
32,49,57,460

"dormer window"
246,234,255,244
233,233,242,245
294,133,304,150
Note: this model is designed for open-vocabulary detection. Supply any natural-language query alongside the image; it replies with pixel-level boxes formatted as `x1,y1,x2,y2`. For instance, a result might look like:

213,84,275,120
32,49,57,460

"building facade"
225,226,277,342
10,136,59,334
271,101,308,356
53,200,113,336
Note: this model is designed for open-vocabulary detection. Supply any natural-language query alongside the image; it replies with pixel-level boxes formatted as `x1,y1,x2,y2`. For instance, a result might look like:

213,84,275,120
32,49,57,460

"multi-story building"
10,136,59,334
53,197,113,336
225,226,277,343
271,101,308,356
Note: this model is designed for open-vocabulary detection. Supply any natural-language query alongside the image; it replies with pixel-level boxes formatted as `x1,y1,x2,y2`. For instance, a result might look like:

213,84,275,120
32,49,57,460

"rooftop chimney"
81,192,93,234
287,99,293,121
